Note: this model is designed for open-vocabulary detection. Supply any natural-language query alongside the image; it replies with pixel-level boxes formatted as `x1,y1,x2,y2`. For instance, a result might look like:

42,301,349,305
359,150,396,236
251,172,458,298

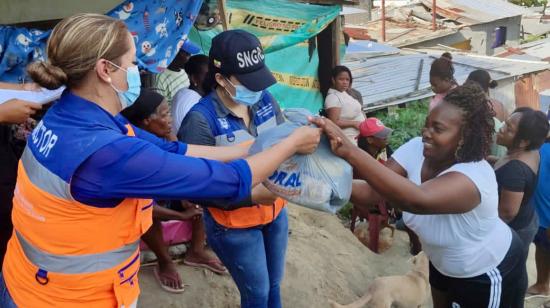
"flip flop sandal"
153,265,187,294
183,258,228,275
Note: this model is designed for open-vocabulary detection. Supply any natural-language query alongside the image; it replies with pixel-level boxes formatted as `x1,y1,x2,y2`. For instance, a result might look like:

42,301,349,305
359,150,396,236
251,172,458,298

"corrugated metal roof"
498,38,550,62
344,51,550,111
346,40,400,55
420,0,528,24
521,15,550,36
362,18,458,47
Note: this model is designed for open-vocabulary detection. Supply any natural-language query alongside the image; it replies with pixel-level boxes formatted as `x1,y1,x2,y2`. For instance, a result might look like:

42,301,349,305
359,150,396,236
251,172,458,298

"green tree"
509,0,548,7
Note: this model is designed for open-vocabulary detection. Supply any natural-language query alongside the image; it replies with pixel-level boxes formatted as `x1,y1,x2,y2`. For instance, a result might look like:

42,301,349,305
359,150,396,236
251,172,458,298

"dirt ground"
138,204,548,308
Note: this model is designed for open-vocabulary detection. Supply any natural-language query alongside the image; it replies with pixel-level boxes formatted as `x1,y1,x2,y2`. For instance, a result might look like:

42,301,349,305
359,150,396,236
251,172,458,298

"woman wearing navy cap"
179,29,289,308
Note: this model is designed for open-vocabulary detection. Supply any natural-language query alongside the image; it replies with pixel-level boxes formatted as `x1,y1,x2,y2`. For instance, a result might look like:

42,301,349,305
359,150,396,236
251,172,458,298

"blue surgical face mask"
225,78,263,106
108,61,141,109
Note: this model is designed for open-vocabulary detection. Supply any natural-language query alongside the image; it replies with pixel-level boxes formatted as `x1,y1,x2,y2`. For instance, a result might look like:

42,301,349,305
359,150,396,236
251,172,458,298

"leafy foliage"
372,99,429,150
508,0,548,7
337,202,353,221
522,34,546,44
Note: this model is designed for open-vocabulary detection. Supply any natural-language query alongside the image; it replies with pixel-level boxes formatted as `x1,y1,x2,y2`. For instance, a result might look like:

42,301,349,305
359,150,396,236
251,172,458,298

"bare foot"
185,249,227,274
527,283,550,296
155,260,185,292
187,248,219,262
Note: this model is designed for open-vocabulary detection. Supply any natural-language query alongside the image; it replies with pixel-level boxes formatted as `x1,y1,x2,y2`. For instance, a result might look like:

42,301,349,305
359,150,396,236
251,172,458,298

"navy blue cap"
209,30,276,91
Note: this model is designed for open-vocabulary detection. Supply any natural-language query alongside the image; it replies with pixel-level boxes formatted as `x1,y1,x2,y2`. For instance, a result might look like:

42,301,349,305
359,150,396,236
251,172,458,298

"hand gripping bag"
249,108,352,213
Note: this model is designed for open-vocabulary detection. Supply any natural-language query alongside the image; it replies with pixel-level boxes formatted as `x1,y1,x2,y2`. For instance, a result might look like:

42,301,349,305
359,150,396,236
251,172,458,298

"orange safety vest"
2,124,153,307
208,198,286,229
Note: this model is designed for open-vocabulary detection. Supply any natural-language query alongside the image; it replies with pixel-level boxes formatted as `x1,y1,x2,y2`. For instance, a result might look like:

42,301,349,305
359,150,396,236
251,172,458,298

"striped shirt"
154,69,189,104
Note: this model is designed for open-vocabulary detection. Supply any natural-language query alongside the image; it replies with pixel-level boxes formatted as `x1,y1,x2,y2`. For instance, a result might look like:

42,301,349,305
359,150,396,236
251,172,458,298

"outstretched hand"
288,123,322,154
0,99,43,124
309,117,355,159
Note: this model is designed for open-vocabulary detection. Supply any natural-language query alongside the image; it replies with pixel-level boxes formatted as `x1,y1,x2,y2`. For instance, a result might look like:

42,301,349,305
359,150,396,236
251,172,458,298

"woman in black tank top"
494,107,549,254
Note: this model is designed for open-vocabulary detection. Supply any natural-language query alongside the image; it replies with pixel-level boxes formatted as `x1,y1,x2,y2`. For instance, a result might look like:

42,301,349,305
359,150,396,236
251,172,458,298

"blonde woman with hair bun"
0,13,321,307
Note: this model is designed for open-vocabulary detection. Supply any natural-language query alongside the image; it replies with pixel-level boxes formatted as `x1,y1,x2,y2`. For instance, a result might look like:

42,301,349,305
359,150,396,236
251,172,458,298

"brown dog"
329,252,429,308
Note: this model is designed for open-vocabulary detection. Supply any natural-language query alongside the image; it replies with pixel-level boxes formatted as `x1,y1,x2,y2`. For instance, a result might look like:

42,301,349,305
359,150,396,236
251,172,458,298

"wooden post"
413,59,424,91
432,0,436,31
332,15,342,67
362,0,372,21
218,0,229,31
381,0,386,42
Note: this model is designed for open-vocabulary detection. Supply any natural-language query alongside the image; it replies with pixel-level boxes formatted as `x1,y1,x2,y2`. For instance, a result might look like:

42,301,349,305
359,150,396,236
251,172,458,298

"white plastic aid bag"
249,108,352,213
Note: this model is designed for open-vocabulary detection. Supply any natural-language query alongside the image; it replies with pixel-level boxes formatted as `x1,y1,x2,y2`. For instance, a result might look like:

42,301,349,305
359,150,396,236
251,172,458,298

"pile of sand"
138,205,416,307
138,204,547,308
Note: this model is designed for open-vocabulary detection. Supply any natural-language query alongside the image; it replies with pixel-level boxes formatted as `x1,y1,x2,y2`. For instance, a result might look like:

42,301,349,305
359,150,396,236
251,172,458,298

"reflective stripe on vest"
20,147,73,201
256,116,277,134
215,129,255,146
16,231,139,274
208,107,286,228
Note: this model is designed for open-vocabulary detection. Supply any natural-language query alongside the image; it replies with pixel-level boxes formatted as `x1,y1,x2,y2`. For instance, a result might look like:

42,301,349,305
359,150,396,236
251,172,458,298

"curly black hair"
443,81,495,162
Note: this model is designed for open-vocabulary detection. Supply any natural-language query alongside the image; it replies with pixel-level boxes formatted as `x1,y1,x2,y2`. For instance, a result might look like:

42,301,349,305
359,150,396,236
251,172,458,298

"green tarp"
190,0,341,113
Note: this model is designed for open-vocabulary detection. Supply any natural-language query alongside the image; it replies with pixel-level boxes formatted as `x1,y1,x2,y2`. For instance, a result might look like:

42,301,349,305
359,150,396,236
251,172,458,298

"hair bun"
441,52,453,61
27,61,68,90
489,80,498,89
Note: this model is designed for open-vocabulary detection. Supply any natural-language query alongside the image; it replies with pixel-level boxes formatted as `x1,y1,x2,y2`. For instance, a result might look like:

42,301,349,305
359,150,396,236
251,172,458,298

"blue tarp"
0,0,203,83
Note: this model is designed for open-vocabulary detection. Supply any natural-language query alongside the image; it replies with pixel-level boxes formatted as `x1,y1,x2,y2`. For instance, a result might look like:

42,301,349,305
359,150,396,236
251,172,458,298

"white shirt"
324,88,365,143
171,88,202,133
392,137,512,278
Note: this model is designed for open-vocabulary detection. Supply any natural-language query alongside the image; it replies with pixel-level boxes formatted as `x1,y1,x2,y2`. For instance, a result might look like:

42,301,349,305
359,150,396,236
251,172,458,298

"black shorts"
429,231,527,308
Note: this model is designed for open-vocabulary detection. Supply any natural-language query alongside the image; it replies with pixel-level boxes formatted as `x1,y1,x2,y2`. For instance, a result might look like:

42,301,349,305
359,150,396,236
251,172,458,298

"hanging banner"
107,0,203,72
190,0,340,113
0,0,203,83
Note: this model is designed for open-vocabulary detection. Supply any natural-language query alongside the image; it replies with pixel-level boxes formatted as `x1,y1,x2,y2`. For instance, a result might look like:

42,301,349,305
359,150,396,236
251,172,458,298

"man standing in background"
154,40,201,105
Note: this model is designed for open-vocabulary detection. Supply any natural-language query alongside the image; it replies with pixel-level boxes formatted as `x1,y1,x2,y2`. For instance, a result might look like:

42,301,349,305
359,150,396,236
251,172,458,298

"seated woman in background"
316,82,527,308
324,65,366,144
466,69,509,160
429,52,457,111
494,107,549,255
122,89,228,294
172,54,209,134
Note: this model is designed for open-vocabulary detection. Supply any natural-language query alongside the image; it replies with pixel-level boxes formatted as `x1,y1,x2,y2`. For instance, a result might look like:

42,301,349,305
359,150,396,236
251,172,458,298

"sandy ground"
138,204,548,308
